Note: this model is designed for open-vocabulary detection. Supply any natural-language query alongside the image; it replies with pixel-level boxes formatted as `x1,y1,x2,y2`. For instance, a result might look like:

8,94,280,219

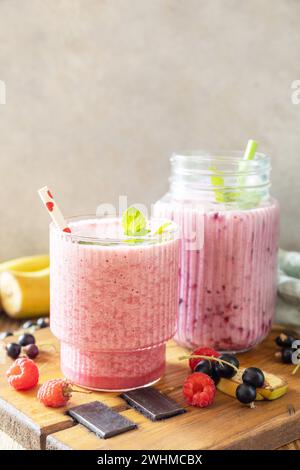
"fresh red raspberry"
183,372,216,407
189,347,220,371
37,379,72,408
6,357,39,391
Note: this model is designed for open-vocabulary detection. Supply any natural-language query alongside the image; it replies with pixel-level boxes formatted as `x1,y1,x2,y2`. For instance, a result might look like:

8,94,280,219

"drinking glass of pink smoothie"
154,151,279,353
50,216,179,391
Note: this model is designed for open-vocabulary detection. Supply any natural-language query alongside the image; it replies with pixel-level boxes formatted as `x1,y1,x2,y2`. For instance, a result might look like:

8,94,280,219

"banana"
0,254,49,273
0,255,50,318
217,367,288,401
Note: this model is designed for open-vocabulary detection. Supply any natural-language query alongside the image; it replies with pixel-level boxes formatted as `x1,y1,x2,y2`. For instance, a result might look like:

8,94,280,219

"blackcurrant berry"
0,331,13,340
210,362,221,385
215,354,240,379
37,317,49,329
275,333,296,348
236,383,256,404
18,333,35,347
194,360,211,375
242,367,265,388
24,344,39,359
6,343,21,359
281,348,294,364
193,360,221,384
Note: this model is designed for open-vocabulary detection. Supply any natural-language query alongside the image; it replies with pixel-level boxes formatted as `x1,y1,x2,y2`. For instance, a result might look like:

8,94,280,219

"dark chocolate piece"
67,401,137,439
120,387,186,421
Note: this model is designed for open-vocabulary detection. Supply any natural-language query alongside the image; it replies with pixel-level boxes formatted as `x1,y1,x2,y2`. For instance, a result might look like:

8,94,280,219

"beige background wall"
0,0,299,258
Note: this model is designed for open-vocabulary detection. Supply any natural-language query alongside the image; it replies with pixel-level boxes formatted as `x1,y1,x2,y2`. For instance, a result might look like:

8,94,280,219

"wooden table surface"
0,313,300,450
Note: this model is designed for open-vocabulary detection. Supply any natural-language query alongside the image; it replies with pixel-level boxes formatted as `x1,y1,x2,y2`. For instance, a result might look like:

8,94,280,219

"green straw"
243,139,258,161
235,139,260,206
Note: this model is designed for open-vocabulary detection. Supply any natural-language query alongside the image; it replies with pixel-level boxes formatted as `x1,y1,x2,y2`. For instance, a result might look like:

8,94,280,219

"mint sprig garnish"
122,206,173,241
122,206,151,237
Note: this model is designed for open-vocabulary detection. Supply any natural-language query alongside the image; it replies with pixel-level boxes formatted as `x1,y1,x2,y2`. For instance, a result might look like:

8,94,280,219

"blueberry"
22,320,36,329
242,367,265,388
0,331,13,340
24,344,39,359
37,317,49,329
215,354,240,379
18,333,35,347
236,383,256,404
6,343,21,359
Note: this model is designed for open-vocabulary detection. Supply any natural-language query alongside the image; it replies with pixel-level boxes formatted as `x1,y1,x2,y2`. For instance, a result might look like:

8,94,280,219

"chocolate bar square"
121,387,186,421
67,401,137,439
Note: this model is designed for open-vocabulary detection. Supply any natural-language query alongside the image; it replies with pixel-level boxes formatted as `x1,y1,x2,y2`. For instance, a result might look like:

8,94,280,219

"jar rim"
170,150,270,177
171,150,268,163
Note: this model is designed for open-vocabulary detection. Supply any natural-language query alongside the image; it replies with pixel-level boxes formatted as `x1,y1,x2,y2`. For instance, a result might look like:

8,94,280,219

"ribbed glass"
154,151,279,352
50,216,179,391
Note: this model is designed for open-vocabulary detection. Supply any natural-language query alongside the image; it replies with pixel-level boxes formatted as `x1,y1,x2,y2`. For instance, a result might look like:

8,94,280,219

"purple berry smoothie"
154,200,279,352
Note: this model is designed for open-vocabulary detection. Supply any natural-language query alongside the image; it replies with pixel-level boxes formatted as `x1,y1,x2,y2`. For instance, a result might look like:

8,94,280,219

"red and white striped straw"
38,186,71,233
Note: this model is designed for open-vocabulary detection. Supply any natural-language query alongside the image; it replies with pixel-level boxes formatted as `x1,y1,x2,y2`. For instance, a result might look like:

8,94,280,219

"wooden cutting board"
0,325,299,450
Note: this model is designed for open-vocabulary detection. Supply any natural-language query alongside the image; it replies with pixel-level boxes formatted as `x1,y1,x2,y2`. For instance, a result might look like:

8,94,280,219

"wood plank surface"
45,328,300,450
0,316,300,450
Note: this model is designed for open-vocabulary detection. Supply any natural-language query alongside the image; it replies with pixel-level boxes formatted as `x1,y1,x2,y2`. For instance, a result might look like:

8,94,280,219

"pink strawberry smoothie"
154,200,279,352
50,217,179,391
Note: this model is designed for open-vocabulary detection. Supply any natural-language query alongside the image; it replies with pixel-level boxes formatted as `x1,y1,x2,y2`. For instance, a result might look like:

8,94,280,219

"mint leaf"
209,166,226,203
122,207,174,243
122,207,150,237
210,165,260,207
154,221,172,235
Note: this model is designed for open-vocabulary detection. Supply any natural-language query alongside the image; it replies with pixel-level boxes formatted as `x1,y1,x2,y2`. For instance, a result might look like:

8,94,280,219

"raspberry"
6,357,39,391
38,379,72,408
189,347,220,371
183,372,216,407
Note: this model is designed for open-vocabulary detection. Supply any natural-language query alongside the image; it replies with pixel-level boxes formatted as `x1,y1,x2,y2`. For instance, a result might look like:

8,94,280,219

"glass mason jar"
154,151,279,352
50,215,179,391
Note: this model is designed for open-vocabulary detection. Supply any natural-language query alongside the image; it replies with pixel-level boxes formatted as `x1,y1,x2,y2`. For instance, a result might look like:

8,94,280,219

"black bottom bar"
0,449,298,466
